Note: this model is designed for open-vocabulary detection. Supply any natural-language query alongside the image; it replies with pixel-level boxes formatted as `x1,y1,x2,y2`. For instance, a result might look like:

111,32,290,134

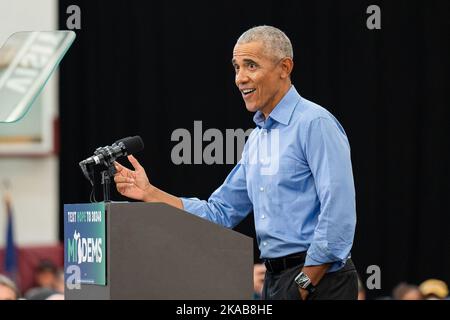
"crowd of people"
0,259,64,300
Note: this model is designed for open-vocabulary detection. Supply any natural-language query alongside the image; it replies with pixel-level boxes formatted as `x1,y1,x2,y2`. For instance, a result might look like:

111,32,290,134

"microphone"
80,136,144,167
79,136,144,186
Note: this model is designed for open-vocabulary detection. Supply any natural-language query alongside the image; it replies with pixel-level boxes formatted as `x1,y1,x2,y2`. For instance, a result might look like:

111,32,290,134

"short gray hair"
236,25,293,60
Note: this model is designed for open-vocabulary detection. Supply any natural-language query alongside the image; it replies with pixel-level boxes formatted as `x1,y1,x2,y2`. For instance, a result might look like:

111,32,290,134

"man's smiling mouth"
241,88,256,96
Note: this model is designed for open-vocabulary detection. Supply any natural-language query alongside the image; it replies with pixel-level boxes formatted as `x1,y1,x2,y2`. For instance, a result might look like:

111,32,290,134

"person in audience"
0,274,19,300
419,279,448,300
25,259,60,299
392,282,423,300
33,259,58,288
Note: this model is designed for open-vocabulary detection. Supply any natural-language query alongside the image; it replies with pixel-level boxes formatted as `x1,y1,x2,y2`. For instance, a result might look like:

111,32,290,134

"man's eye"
248,63,257,70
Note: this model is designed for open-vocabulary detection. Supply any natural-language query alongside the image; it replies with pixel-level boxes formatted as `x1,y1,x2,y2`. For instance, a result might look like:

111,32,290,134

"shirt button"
262,130,268,136
263,241,267,246
261,214,265,219
259,187,264,192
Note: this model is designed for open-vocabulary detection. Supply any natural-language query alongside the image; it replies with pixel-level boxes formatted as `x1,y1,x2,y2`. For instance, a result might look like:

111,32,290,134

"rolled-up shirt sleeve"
181,160,253,228
303,117,357,272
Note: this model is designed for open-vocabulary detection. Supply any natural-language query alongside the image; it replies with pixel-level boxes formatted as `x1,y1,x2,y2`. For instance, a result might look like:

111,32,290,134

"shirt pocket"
269,159,304,206
274,159,302,174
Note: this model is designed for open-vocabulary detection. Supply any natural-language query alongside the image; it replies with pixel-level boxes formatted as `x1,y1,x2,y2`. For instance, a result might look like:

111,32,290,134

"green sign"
64,203,106,285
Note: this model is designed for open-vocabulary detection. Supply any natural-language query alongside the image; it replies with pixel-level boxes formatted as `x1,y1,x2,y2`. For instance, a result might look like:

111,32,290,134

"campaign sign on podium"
64,203,106,285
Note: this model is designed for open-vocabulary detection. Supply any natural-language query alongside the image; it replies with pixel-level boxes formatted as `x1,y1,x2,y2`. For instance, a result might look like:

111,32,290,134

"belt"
264,252,307,273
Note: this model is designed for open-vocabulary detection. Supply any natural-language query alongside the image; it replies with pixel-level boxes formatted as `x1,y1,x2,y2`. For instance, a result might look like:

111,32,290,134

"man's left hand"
297,263,331,300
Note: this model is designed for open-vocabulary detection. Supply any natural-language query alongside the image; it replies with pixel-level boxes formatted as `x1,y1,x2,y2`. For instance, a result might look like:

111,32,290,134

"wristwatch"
294,272,316,294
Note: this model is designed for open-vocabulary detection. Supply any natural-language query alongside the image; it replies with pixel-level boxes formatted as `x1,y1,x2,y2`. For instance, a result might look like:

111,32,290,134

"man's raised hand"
114,155,152,201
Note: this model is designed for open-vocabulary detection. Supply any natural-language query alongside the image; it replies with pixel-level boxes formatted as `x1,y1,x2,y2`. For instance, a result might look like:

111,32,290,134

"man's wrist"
143,184,157,202
300,269,317,287
304,264,330,285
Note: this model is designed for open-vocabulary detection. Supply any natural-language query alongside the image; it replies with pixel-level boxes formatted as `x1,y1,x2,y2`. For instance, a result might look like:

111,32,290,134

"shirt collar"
252,85,301,128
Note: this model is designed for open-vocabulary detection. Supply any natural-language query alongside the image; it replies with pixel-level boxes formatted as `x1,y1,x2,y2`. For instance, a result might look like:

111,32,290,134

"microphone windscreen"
116,136,144,154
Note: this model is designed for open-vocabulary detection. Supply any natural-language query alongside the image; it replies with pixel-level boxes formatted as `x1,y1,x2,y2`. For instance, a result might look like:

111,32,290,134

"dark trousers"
262,258,358,300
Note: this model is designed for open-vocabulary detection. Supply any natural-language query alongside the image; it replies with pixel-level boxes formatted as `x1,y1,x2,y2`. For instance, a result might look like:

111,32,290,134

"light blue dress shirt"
181,86,356,272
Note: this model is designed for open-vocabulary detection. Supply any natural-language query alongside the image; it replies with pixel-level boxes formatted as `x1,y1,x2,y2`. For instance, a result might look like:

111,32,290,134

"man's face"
232,42,286,115
36,271,56,288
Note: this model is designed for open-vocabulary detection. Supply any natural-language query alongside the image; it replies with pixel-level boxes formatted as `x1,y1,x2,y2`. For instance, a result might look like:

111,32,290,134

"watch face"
295,273,311,288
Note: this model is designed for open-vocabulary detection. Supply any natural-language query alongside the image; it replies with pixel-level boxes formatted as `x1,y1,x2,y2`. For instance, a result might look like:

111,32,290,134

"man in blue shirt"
114,26,358,300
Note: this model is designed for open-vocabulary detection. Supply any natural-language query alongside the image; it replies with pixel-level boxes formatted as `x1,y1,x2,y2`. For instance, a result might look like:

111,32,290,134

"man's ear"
280,58,294,79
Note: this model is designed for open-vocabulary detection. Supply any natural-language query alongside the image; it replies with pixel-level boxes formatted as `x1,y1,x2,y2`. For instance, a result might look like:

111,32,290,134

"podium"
65,202,253,299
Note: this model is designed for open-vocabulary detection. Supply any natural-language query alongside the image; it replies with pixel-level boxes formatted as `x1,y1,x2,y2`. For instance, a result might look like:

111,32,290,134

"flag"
4,193,17,276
